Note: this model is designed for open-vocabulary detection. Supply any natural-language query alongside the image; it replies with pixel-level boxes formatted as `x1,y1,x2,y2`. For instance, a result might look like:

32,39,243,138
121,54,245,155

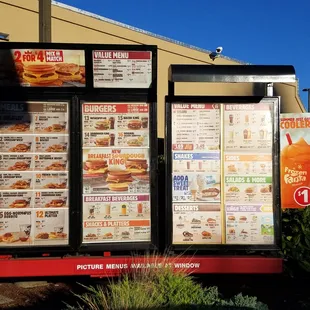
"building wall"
0,0,305,137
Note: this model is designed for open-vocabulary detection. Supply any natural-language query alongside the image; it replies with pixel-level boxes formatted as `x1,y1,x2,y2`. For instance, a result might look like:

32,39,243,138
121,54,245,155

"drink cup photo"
228,131,234,141
137,202,143,214
109,133,115,146
198,162,203,170
229,114,234,124
141,117,148,129
54,226,64,234
109,117,115,129
281,133,310,208
245,115,249,123
105,203,111,215
186,161,191,170
19,224,31,242
88,206,95,219
121,204,127,215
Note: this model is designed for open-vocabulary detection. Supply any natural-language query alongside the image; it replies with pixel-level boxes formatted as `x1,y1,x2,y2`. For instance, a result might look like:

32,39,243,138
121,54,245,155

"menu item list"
82,102,151,243
0,101,69,246
223,103,274,245
171,103,222,244
92,51,152,88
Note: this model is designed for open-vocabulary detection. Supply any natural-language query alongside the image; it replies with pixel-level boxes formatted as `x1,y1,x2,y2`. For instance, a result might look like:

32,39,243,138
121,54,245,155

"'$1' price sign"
294,186,310,207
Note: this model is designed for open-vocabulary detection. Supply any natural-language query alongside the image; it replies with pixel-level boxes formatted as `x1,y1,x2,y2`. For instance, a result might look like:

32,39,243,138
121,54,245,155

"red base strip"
0,256,282,278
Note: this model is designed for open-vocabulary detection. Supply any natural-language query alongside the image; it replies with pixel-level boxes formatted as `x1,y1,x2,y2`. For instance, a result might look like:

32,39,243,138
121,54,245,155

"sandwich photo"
45,162,66,171
8,123,30,132
182,231,193,238
45,199,66,208
239,216,247,221
200,188,220,198
128,120,142,130
106,170,133,192
229,228,235,234
227,215,236,221
44,123,66,133
9,199,29,208
95,120,109,130
43,182,67,189
10,180,31,189
95,137,110,147
9,143,31,152
55,63,82,82
83,159,108,174
46,144,67,152
127,138,143,147
8,161,30,171
125,159,148,175
23,64,59,86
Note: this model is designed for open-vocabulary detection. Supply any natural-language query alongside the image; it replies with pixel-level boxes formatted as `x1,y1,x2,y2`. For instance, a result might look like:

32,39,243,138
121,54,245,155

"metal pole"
302,88,310,112
39,0,52,43
266,83,273,96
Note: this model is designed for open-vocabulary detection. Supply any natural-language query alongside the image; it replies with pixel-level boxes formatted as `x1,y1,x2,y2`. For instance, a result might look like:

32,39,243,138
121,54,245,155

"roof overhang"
168,65,296,83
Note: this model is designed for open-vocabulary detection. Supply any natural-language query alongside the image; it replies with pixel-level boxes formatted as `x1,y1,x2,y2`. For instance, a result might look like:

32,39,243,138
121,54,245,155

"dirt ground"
0,274,309,310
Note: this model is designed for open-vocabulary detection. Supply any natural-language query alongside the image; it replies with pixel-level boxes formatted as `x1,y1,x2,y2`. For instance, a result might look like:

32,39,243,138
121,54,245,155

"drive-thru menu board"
0,101,69,246
170,101,275,246
82,102,151,243
92,50,152,88
171,104,221,244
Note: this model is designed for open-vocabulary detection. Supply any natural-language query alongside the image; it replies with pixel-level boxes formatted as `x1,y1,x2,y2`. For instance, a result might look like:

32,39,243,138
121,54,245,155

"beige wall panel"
0,1,38,42
275,83,305,113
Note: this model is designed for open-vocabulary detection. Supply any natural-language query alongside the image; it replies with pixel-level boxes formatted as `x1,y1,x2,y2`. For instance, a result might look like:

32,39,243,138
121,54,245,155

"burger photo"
55,63,83,82
9,199,29,208
95,120,110,130
22,64,59,86
125,159,148,175
95,137,109,147
128,120,142,130
84,159,108,174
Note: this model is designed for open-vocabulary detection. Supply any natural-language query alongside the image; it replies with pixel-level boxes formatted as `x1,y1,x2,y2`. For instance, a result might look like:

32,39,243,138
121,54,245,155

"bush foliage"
65,266,268,310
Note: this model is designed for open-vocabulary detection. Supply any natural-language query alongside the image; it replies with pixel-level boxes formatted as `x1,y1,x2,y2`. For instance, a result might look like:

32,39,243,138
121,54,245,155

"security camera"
216,46,223,54
209,46,223,61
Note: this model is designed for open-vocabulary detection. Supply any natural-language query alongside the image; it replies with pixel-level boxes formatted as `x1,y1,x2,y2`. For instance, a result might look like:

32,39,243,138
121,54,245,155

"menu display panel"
169,100,278,247
223,103,274,245
0,101,70,247
171,103,221,245
92,51,152,88
0,49,85,87
81,102,151,243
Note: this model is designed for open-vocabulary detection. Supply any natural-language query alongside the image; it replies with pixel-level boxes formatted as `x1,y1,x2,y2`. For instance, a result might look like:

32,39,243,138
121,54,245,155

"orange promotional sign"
280,114,310,208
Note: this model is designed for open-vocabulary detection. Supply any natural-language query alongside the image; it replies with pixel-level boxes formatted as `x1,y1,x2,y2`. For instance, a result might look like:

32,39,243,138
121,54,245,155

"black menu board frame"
165,96,282,252
0,42,158,256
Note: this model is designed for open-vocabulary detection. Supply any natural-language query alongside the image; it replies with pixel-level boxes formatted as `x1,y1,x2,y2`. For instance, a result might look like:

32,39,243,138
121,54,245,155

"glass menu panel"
223,103,274,245
0,101,69,246
171,103,222,244
81,102,151,243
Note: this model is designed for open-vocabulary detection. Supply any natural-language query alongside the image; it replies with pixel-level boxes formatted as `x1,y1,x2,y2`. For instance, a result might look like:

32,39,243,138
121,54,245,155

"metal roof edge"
52,1,250,65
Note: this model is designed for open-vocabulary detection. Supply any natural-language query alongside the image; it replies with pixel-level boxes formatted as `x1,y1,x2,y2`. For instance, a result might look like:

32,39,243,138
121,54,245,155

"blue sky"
60,0,310,109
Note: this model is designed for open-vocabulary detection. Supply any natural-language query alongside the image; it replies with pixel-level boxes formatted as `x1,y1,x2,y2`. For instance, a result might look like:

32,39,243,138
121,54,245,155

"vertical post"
302,88,310,112
39,0,52,43
266,83,274,97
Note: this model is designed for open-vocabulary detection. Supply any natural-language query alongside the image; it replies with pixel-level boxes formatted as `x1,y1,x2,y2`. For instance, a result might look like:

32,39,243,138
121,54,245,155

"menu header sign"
280,113,310,208
92,50,152,88
0,49,85,87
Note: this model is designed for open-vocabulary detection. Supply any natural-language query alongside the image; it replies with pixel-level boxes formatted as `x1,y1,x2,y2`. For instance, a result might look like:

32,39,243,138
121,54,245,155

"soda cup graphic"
281,134,310,208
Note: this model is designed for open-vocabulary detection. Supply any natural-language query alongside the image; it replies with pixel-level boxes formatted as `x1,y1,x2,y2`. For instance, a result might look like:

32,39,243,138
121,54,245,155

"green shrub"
65,264,268,310
281,206,310,273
